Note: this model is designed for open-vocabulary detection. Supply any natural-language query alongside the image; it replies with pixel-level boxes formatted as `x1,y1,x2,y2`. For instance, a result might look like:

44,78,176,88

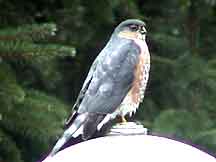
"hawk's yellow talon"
121,116,127,123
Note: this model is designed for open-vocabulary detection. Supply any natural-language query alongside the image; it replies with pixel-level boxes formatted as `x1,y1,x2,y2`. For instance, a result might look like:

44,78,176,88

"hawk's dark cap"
114,19,146,33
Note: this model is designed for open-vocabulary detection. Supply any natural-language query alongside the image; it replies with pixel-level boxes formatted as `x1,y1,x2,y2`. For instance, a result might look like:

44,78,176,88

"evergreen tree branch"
0,23,57,42
0,128,24,162
152,55,176,66
0,41,76,59
0,62,25,103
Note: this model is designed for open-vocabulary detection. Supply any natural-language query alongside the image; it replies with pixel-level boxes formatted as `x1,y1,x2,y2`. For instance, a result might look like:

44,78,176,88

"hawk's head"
114,19,147,41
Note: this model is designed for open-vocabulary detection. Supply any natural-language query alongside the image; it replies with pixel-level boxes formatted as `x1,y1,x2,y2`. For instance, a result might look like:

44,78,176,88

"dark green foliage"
0,10,74,161
0,23,57,42
195,129,216,152
0,128,23,162
0,23,75,59
152,109,213,139
0,0,216,161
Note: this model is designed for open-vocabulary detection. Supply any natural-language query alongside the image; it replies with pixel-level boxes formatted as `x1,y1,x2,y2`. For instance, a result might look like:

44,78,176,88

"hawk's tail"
49,113,88,156
49,113,106,157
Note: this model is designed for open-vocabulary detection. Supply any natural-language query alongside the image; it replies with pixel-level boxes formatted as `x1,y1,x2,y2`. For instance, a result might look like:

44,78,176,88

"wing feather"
65,50,105,125
78,38,141,114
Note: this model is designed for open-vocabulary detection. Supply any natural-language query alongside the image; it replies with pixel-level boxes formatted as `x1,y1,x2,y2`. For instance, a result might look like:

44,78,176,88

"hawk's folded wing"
77,39,140,114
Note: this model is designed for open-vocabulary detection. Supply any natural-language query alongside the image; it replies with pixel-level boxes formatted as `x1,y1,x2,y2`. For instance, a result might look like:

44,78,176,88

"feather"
49,113,87,156
82,113,106,140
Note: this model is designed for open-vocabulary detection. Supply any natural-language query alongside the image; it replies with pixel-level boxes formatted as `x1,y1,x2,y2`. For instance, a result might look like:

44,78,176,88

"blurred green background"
0,0,216,161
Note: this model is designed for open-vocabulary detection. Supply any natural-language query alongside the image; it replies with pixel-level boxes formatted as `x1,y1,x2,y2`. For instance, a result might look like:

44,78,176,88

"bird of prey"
50,19,150,156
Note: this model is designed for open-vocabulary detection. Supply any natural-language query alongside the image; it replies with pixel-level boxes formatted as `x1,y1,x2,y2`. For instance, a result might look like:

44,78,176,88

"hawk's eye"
129,24,139,31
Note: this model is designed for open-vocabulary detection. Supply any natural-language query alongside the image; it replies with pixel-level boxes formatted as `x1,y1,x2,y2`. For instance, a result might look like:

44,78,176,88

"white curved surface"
43,135,216,162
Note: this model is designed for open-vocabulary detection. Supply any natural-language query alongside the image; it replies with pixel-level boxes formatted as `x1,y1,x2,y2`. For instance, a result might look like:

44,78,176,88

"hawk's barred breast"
117,38,150,116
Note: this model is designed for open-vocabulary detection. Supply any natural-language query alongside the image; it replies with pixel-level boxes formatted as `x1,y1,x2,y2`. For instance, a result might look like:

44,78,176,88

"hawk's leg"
121,116,127,123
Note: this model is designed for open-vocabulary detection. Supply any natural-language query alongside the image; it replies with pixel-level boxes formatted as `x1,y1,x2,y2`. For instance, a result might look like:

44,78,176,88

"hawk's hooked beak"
118,30,146,41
